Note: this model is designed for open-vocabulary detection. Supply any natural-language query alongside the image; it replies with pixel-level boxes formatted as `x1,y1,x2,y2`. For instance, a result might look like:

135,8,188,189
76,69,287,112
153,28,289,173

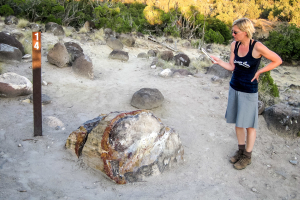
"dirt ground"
0,24,299,200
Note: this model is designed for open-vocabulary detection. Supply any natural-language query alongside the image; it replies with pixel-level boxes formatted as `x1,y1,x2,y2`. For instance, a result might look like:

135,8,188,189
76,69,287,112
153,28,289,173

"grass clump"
17,19,29,28
63,27,73,37
19,31,32,54
79,27,88,34
258,63,280,106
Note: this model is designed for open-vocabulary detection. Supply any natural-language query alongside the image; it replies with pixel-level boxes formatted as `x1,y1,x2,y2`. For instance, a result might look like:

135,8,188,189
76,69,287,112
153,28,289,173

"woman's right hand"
210,55,221,64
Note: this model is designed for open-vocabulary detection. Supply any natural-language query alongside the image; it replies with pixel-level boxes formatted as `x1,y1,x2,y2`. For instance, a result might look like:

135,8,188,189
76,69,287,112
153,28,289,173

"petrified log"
65,110,184,184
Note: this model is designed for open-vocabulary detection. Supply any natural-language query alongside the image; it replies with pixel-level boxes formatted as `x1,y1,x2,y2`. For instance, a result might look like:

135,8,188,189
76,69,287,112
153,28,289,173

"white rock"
150,65,156,69
42,81,48,86
159,69,172,77
22,99,31,103
18,144,22,147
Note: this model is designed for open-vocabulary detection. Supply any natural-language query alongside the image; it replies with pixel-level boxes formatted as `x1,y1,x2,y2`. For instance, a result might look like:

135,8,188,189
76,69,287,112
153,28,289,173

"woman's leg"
245,127,256,152
235,126,246,145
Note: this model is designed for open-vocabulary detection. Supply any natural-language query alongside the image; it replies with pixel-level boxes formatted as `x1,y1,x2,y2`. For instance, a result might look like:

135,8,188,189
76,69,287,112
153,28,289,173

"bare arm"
210,41,236,71
251,42,282,82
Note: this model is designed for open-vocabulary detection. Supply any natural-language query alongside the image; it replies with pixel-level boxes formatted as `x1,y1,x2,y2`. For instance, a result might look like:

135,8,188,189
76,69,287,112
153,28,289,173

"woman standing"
210,18,282,170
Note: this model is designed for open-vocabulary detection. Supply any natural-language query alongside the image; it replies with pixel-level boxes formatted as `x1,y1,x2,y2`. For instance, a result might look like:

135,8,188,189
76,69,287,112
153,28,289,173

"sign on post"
32,32,42,136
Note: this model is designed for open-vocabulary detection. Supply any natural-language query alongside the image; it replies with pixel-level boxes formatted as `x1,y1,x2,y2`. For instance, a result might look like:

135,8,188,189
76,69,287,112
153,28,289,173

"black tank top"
230,40,261,93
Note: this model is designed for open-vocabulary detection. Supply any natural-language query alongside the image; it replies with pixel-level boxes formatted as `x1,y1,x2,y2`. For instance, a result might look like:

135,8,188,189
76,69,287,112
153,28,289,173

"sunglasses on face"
232,30,242,35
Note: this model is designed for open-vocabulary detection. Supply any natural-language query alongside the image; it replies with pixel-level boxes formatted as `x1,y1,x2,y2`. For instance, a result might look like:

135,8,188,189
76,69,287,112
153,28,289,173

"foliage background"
1,0,300,61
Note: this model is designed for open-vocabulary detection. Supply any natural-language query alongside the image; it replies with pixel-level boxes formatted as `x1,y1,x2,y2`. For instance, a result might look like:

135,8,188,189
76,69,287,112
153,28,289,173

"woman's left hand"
251,71,261,82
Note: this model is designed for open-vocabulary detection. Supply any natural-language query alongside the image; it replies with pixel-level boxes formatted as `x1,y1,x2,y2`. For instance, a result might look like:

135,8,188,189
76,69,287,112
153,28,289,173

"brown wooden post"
32,32,42,136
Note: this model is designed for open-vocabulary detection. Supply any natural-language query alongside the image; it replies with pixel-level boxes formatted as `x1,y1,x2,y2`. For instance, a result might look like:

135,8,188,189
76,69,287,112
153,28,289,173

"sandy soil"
0,24,300,200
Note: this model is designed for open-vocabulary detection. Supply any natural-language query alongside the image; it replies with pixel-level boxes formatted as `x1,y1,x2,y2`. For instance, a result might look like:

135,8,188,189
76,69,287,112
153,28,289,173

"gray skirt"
225,86,258,129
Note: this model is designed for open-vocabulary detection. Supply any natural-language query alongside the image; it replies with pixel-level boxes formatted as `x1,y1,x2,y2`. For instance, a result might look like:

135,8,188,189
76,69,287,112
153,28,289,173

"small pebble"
42,81,48,86
150,65,156,69
251,188,257,192
22,99,31,103
18,144,22,147
267,165,271,168
289,160,298,165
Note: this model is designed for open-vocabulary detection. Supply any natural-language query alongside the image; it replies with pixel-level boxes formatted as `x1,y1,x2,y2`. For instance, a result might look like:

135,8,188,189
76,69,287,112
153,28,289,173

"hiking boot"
233,154,252,170
230,149,243,164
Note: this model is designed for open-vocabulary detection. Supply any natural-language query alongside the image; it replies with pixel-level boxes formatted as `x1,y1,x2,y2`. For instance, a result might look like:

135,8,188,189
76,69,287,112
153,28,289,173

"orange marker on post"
32,32,42,136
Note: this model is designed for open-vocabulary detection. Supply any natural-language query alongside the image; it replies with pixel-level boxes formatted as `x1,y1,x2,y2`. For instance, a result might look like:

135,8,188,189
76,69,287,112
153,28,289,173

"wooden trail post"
32,32,42,136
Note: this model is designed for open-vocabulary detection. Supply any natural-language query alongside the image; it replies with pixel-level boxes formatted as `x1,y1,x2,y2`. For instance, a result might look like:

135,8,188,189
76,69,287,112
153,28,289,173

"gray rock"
166,38,173,43
104,28,113,36
206,64,232,78
0,32,25,55
28,23,40,32
119,34,135,47
0,43,22,62
64,42,84,65
148,49,159,57
137,52,149,59
159,51,174,61
174,53,190,67
72,55,94,79
159,69,173,77
11,32,24,40
263,103,300,137
47,43,69,68
83,21,96,32
0,72,33,97
4,16,18,25
131,88,164,109
66,110,184,184
106,37,123,50
182,41,191,48
136,32,145,38
30,94,52,105
258,100,265,115
45,22,65,36
172,69,193,77
109,50,129,61
289,160,297,165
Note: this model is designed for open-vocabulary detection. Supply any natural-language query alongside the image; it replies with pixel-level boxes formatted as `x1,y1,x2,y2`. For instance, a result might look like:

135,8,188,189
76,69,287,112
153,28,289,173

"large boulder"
263,103,300,137
106,37,123,50
0,43,22,62
64,42,84,65
0,72,33,97
159,51,174,61
65,110,184,184
45,22,65,36
174,53,190,67
131,88,164,109
4,16,18,25
47,43,69,68
108,50,129,61
119,34,135,47
206,64,232,78
0,32,25,55
72,55,94,79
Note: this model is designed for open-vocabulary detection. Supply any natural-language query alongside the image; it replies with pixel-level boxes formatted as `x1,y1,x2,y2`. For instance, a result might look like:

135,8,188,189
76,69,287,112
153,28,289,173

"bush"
0,5,14,16
258,63,279,106
265,24,300,62
204,29,225,44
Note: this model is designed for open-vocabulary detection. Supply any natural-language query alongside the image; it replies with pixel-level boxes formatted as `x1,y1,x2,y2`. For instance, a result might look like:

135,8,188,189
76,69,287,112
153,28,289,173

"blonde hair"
232,18,255,39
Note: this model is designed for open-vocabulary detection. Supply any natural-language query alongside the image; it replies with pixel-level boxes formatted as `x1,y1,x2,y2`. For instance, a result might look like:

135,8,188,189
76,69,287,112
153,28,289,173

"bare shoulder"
254,41,269,52
230,41,236,52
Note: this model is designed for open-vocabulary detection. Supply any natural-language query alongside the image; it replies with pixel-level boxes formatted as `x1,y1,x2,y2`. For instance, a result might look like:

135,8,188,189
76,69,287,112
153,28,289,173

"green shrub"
265,24,300,62
204,29,225,44
258,63,280,106
0,5,14,16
